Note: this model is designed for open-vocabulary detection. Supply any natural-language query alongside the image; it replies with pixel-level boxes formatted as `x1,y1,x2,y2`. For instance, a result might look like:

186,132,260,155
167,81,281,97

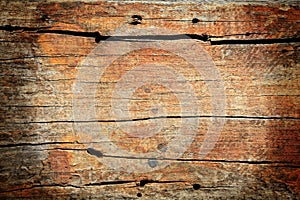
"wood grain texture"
0,0,299,199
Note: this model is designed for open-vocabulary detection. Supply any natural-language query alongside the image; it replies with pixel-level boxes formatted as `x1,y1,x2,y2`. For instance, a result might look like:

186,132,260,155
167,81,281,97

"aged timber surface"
0,0,299,199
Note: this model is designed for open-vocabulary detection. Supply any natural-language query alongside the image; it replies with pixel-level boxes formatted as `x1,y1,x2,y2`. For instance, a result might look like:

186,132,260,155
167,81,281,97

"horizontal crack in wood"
1,181,233,194
210,38,300,45
0,141,77,148
139,179,186,187
0,184,82,194
5,115,300,125
1,25,299,45
84,180,136,186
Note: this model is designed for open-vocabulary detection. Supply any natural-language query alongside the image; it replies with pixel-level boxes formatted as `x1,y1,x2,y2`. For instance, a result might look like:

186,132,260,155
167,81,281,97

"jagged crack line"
1,25,298,45
7,115,300,125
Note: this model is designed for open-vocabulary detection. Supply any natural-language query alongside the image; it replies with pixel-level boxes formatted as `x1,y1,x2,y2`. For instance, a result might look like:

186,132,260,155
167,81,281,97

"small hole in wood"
192,18,199,24
132,15,142,21
137,192,142,197
193,183,201,190
148,159,158,168
245,32,250,36
130,15,142,25
87,148,103,157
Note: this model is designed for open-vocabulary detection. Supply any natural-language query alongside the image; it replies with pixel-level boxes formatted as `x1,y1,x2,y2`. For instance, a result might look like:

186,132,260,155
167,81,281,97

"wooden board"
0,1,299,199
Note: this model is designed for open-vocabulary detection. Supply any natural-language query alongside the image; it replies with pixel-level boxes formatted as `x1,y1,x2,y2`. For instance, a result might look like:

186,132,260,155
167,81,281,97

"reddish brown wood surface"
0,1,299,199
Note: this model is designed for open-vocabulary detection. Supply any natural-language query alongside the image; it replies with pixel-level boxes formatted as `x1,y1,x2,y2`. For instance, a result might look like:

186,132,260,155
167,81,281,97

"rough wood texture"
0,0,299,199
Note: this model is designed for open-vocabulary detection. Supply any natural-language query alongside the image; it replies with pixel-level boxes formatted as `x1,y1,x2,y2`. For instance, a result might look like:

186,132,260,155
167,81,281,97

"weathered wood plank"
0,146,299,199
1,119,299,162
0,0,299,199
0,1,299,39
1,39,299,117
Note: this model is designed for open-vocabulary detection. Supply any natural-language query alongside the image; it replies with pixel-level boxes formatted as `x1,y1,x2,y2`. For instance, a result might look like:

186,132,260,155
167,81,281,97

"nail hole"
281,49,288,53
193,183,201,190
87,148,103,158
132,15,142,21
245,32,250,36
130,15,142,25
137,192,142,197
192,18,199,23
148,159,158,168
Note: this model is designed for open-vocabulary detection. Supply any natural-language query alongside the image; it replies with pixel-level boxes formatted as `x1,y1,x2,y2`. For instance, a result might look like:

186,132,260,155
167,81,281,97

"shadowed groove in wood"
3,115,300,125
1,25,299,45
